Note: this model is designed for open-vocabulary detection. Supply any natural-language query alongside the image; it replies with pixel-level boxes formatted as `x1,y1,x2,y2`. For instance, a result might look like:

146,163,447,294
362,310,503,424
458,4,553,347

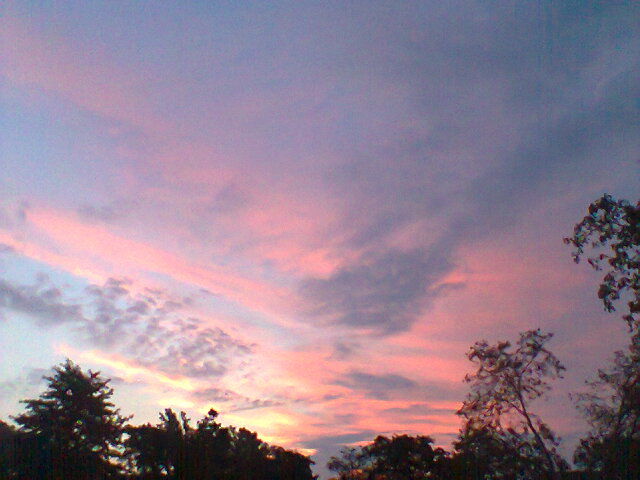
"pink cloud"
9,207,293,322
0,15,364,283
0,18,171,135
2,38,338,280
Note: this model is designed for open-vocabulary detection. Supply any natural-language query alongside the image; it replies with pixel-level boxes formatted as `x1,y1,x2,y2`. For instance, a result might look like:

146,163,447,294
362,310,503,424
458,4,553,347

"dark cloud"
0,244,15,254
137,326,252,379
304,431,377,451
328,341,360,360
459,65,640,238
189,386,243,403
25,368,50,384
332,370,464,402
77,199,136,223
321,393,343,402
0,368,48,401
85,277,131,300
299,249,453,334
381,403,455,416
207,183,250,214
0,278,85,325
228,399,283,412
333,371,417,400
0,379,21,400
302,430,379,465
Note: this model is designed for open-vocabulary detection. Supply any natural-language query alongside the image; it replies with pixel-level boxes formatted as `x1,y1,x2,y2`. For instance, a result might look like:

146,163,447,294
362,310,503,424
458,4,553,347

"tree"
0,420,18,478
572,334,640,479
266,446,317,480
451,419,559,480
564,194,640,329
566,194,640,479
328,435,450,480
124,409,191,479
228,427,271,480
187,409,233,480
125,408,316,480
2,360,318,479
13,359,129,479
458,330,567,479
125,408,231,480
366,434,440,480
124,422,172,479
327,447,368,480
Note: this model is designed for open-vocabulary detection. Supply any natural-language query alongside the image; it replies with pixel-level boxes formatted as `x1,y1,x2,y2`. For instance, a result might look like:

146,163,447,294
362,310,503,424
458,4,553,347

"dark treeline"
0,361,316,480
0,194,638,480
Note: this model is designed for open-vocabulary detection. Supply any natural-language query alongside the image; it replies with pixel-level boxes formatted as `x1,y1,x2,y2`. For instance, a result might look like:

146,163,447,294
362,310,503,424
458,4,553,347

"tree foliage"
564,194,640,329
367,434,440,480
458,330,566,479
327,447,368,480
572,330,640,479
11,359,129,479
567,194,640,479
451,420,553,480
0,421,18,478
125,408,315,480
327,434,450,480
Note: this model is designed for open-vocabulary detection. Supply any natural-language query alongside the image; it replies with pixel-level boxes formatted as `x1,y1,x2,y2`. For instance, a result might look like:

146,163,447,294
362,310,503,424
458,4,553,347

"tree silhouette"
125,408,315,480
567,194,640,479
227,427,271,480
452,419,560,480
124,422,171,479
12,359,129,479
327,447,368,480
327,434,450,480
564,194,640,330
572,334,640,479
366,434,441,480
0,420,18,478
125,408,231,480
186,409,233,480
458,330,566,479
265,446,317,480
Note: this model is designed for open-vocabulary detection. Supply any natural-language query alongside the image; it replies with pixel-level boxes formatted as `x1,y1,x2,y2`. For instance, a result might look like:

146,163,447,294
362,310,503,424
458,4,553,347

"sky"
0,1,638,477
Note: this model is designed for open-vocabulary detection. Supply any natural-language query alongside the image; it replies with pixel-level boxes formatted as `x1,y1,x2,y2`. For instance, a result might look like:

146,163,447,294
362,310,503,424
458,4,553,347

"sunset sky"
0,1,638,477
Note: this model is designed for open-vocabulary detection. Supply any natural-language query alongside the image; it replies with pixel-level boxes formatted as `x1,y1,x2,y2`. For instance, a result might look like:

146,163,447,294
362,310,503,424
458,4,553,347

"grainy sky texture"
0,1,638,477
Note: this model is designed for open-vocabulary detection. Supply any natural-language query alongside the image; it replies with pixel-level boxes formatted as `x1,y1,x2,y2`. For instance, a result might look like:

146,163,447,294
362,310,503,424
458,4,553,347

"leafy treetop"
564,194,640,329
13,359,130,479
